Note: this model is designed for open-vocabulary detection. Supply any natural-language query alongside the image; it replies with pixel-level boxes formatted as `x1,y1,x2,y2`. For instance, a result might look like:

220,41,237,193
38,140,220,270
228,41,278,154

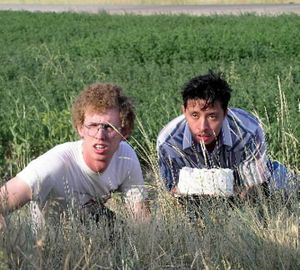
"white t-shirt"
17,140,145,222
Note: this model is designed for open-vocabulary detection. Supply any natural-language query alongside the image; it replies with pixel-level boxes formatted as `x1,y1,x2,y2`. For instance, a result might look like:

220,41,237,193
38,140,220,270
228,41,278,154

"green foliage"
0,12,299,172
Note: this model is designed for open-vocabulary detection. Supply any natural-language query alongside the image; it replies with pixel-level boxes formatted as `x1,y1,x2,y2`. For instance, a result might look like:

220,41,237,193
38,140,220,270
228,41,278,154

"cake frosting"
178,167,234,196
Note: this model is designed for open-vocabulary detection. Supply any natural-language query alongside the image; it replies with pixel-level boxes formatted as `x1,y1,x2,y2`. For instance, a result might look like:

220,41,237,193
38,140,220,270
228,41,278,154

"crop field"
0,11,299,269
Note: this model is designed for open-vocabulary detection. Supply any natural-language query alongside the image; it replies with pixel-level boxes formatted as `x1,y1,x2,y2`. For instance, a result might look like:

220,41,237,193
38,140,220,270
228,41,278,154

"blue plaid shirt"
157,108,272,191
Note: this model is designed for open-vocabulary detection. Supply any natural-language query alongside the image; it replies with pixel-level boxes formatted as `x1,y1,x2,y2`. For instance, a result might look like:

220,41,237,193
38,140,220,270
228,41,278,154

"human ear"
77,125,84,138
121,129,130,140
224,108,228,117
181,105,186,114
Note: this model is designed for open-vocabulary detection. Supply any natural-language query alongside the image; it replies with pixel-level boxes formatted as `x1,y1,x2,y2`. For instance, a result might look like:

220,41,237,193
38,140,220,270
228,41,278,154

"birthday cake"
177,167,234,197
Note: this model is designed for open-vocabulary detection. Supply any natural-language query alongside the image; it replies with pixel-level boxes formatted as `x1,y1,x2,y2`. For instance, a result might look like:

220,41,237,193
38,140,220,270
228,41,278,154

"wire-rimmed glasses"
84,123,121,137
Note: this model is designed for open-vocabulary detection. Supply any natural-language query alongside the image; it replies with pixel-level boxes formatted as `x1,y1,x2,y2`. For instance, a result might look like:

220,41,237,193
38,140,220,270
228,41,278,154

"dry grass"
1,189,299,269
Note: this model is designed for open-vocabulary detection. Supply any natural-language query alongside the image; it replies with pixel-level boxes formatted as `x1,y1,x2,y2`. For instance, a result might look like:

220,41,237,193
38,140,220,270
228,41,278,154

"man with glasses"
0,83,149,231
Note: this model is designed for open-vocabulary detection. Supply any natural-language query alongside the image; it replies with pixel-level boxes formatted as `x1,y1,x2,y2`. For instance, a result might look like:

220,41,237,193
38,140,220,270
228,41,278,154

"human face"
78,108,124,173
182,99,226,151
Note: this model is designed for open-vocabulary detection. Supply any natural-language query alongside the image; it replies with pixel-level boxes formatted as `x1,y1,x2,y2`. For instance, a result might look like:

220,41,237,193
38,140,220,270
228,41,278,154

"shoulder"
157,115,186,149
114,141,140,163
23,141,81,170
109,141,143,179
17,141,81,188
227,108,262,136
225,108,266,151
49,141,81,155
117,141,136,154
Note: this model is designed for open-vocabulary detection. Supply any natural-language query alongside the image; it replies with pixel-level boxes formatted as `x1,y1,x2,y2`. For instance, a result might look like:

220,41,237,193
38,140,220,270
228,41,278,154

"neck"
89,161,107,173
81,149,110,173
205,140,217,152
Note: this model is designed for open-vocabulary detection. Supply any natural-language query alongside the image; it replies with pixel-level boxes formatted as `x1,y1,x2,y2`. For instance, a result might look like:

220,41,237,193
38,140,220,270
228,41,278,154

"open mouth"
197,134,212,143
94,144,108,153
95,144,105,149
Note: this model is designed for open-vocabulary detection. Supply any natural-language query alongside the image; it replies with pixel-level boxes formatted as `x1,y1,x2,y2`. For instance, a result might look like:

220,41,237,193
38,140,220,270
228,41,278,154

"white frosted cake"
178,167,234,197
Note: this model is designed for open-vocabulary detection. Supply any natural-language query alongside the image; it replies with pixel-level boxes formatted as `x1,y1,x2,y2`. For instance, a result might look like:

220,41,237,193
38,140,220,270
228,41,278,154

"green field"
0,11,299,269
0,11,299,174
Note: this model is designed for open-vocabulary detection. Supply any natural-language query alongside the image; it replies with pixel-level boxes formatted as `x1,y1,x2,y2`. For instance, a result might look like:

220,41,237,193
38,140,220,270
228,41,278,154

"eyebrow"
188,107,219,114
85,121,110,125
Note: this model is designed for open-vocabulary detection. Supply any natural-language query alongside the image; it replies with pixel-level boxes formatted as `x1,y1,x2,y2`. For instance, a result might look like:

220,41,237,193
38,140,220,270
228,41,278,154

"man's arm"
158,145,181,192
236,127,272,198
118,151,151,222
0,177,32,229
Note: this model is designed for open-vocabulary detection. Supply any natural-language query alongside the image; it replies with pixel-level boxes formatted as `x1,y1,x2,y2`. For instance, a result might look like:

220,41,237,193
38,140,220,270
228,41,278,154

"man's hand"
238,187,250,200
0,177,32,213
0,177,32,234
127,201,151,223
170,186,180,196
237,183,268,202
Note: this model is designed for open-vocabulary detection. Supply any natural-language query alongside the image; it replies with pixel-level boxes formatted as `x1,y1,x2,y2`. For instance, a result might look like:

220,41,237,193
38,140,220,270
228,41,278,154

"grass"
0,11,299,269
0,177,299,269
0,81,299,268
0,12,299,172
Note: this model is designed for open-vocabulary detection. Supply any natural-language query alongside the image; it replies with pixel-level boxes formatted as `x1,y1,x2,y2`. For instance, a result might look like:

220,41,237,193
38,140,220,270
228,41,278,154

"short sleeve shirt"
17,140,145,212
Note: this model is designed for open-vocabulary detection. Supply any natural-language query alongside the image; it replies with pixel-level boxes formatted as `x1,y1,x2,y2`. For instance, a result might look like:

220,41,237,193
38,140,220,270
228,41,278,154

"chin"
95,156,108,163
96,155,112,163
197,139,212,145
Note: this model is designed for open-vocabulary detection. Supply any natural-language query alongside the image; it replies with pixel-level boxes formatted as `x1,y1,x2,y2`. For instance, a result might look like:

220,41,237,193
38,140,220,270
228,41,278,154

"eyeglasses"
84,123,121,137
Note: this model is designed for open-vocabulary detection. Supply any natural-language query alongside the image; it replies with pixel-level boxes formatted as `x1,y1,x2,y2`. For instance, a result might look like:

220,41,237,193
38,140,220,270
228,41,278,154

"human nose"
198,117,209,132
94,126,106,139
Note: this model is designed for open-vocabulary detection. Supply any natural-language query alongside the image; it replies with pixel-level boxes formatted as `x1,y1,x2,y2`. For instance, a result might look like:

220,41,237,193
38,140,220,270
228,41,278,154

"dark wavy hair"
181,70,232,112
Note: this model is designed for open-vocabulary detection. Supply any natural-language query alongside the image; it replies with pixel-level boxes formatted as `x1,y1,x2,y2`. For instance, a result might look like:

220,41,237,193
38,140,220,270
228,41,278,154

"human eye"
191,112,199,119
85,123,99,132
208,113,218,120
86,123,96,129
102,123,117,133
